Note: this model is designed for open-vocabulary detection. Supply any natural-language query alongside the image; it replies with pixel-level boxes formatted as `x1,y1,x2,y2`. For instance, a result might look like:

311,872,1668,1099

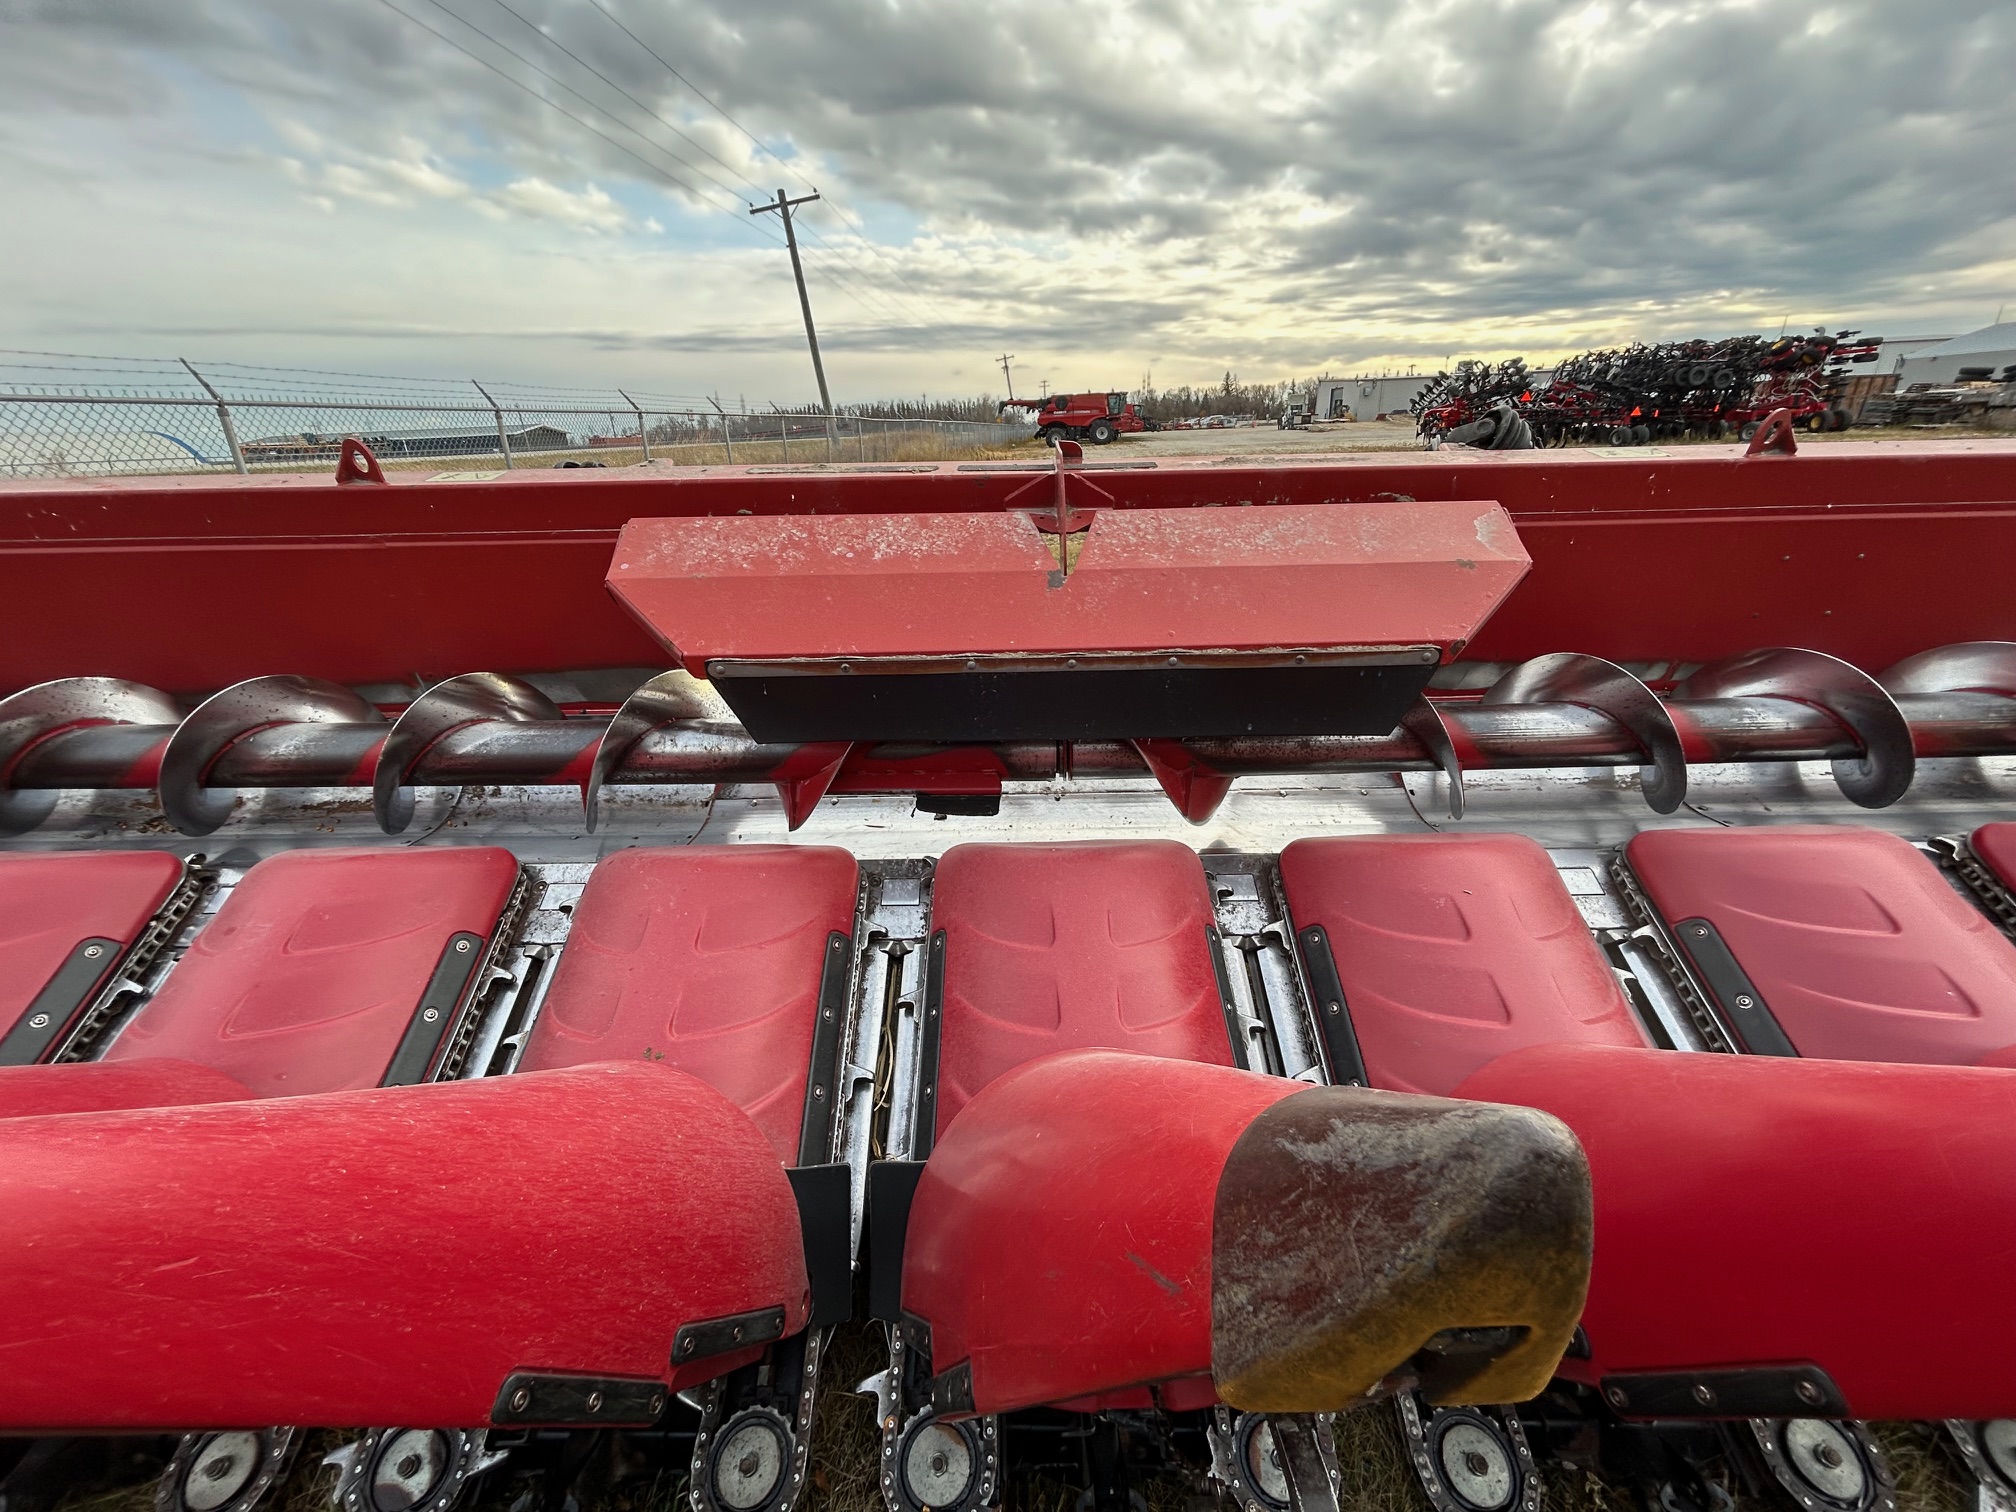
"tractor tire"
1631,424,1652,445
1740,422,1760,441
1608,426,1632,446
1038,427,1059,446
1088,420,1118,445
1804,412,1828,433
1829,406,1853,431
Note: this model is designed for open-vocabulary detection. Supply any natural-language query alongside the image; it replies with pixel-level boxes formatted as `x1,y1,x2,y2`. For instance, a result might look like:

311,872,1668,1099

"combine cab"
4,434,2016,1512
1001,391,1148,444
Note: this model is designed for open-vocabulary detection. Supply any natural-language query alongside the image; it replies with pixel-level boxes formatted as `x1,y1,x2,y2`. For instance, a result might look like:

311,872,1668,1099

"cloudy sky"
4,0,2013,402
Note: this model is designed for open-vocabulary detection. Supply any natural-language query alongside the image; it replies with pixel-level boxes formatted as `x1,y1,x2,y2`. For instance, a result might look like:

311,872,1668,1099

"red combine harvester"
1001,391,1149,444
4,433,2016,1512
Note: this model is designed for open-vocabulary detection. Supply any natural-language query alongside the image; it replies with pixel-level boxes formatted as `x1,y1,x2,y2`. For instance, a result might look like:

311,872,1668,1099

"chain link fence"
0,351,1034,479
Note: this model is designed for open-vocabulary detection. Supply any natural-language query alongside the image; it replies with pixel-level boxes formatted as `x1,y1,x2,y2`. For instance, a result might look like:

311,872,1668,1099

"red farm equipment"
1001,391,1149,444
1416,333,1885,448
4,433,2016,1512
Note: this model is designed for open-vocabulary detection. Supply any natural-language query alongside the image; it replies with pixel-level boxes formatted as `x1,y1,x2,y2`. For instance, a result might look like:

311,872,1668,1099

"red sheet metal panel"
1279,835,1647,1097
0,1062,811,1430
104,847,519,1096
1459,1044,2016,1420
929,841,1235,1140
1626,826,2016,1064
606,501,1528,665
519,845,857,1162
0,851,183,1048
6,445,2016,692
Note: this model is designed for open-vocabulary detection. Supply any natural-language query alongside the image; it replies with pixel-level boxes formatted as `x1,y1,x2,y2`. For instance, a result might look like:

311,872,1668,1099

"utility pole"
751,188,835,456
997,353,1016,400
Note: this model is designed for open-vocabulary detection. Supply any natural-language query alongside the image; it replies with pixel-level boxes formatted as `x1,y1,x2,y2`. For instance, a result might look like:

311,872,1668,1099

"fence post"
825,408,838,462
710,398,734,464
619,389,651,462
471,380,512,469
778,406,790,461
179,359,247,474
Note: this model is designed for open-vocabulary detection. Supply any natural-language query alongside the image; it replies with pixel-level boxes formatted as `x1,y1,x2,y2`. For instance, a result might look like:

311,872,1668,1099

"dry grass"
809,1323,891,1512
1865,1423,1973,1512
1331,1402,1433,1512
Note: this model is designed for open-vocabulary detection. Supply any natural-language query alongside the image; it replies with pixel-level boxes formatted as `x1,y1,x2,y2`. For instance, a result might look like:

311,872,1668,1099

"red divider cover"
1626,826,2016,1064
104,847,520,1096
1279,835,1647,1096
1458,1044,2016,1419
904,1049,1300,1414
520,845,858,1160
0,1059,254,1120
929,841,1233,1139
1973,823,2016,889
0,1062,810,1430
0,851,183,1041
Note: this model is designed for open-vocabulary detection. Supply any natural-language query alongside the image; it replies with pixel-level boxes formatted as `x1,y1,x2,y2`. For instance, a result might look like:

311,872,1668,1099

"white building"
1895,323,2016,386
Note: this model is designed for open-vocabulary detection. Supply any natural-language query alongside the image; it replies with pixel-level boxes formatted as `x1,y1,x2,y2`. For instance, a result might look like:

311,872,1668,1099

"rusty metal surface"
1211,1085,1591,1413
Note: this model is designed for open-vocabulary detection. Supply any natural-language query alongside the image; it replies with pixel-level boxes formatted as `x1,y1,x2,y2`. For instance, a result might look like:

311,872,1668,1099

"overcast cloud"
2,0,2012,400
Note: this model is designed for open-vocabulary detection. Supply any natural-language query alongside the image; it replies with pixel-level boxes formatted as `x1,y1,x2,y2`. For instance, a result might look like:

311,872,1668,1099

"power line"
449,0,934,334
473,0,939,332
374,0,768,232
580,0,957,316
377,0,928,336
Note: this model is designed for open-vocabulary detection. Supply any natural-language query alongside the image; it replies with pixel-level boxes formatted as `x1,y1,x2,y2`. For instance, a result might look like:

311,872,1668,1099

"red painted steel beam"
4,444,2015,692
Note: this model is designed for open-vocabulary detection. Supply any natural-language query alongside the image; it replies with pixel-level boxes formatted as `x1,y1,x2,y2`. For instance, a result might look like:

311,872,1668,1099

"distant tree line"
827,372,1341,425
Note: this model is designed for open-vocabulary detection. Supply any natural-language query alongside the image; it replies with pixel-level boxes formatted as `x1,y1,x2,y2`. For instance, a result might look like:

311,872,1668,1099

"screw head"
1606,1387,1629,1408
1734,994,1755,1009
511,1387,531,1410
423,1007,439,1022
26,1013,49,1029
1796,1379,1823,1405
455,938,472,952
83,944,104,958
1691,925,1708,936
587,1390,604,1412
1693,1384,1716,1406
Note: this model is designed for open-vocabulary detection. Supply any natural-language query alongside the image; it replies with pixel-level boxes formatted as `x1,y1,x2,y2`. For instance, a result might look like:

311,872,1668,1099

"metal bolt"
1734,994,1755,1009
587,1391,604,1412
1693,1384,1715,1406
650,1394,666,1416
1606,1387,1628,1408
1691,925,1708,937
511,1388,532,1411
1167,656,1180,666
83,944,104,958
1796,1379,1823,1405
455,939,472,952
814,1085,826,1099
732,1325,743,1340
26,1013,49,1029
1328,1002,1341,1014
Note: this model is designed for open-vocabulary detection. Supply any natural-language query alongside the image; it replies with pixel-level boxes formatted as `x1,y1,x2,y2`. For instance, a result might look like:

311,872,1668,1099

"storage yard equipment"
3,435,2016,1512
1415,333,1883,446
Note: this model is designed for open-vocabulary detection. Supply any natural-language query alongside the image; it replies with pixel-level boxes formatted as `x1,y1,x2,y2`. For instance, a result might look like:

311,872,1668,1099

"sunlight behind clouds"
1,0,2010,399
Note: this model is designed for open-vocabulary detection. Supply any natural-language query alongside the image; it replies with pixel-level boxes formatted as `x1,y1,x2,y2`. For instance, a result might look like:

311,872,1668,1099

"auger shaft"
9,689,2012,792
